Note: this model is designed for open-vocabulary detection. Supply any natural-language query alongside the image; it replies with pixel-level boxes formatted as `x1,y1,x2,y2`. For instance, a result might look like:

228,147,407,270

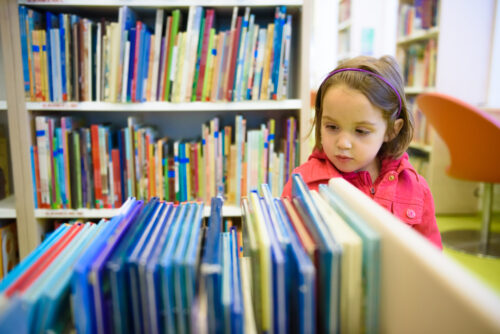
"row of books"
408,96,431,145
338,0,351,24
31,115,299,209
0,126,10,200
18,5,293,103
397,38,437,88
398,0,440,37
0,173,381,333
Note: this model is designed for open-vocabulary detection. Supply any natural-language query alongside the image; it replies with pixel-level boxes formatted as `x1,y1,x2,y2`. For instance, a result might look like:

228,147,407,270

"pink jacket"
282,150,442,249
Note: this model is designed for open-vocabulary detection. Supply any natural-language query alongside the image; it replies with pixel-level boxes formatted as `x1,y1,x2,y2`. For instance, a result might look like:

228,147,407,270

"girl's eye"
325,124,338,130
356,128,370,135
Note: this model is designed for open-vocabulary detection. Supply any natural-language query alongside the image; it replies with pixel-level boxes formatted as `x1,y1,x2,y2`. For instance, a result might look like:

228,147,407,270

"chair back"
416,92,500,183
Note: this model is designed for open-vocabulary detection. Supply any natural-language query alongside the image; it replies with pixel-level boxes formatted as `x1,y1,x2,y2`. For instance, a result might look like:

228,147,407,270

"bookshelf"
336,0,398,64
396,0,497,214
1,0,312,257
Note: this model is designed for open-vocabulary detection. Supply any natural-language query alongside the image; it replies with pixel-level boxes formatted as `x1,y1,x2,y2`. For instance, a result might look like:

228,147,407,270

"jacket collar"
308,149,418,184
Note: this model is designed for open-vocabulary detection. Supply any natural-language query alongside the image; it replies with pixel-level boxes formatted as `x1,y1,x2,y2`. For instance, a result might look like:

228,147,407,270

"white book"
121,41,130,103
179,6,196,102
151,9,164,101
246,23,259,100
36,116,50,207
240,257,257,334
53,29,62,102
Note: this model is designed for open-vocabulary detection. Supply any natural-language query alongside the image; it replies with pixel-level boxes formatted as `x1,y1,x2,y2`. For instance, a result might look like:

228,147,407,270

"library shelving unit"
0,3,28,262
336,0,397,64
396,0,497,214
0,0,312,257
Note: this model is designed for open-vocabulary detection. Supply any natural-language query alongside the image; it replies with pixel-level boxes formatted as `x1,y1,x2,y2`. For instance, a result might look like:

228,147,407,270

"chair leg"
479,183,493,254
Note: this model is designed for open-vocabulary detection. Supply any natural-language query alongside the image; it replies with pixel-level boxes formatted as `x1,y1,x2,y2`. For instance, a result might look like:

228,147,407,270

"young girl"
282,55,442,249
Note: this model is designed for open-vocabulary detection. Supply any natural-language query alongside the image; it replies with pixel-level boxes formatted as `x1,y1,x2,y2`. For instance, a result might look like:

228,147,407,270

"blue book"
275,199,316,334
172,203,200,334
200,197,224,333
181,203,204,332
221,232,232,333
105,198,159,334
127,27,137,101
71,199,137,334
58,14,67,101
18,6,30,96
292,173,342,334
137,203,174,334
230,227,244,334
90,200,144,334
158,203,190,334
319,184,381,334
271,6,287,99
125,200,164,334
140,29,151,102
144,204,181,334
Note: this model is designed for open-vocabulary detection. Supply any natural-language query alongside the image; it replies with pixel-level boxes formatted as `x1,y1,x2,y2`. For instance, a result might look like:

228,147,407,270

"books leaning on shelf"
398,0,439,37
31,115,299,209
18,5,293,103
0,173,383,334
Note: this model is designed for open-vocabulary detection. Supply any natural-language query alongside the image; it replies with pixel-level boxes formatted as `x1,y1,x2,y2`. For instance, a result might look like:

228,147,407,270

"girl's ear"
384,118,404,142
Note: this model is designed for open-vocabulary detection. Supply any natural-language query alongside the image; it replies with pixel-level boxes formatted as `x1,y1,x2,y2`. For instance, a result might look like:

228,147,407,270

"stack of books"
31,115,298,209
0,174,382,333
18,6,293,103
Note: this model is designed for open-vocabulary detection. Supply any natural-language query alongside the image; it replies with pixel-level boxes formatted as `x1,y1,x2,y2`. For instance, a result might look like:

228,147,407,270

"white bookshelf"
396,0,497,214
34,204,241,219
26,100,302,112
396,26,439,45
1,0,312,256
18,0,304,6
0,101,6,110
0,195,16,219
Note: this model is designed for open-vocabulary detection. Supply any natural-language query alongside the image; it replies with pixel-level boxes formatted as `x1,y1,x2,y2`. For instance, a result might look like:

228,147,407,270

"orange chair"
417,92,500,257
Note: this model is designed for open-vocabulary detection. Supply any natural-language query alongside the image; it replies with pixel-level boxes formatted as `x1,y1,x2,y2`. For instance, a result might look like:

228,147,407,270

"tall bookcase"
396,0,497,214
0,0,28,263
1,0,312,257
336,0,398,64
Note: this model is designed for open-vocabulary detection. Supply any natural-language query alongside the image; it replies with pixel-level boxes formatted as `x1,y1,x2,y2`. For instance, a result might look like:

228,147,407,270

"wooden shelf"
397,27,439,45
0,196,16,219
25,100,302,112
34,204,241,219
404,86,436,95
18,0,304,7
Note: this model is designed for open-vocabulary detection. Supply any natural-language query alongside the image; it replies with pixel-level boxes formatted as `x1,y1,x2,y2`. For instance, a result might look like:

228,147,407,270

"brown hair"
313,55,413,159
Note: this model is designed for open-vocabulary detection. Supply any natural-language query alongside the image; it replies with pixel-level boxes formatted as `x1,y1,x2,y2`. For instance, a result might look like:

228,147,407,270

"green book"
201,28,216,101
191,14,206,101
74,131,83,208
164,10,181,101
53,136,61,209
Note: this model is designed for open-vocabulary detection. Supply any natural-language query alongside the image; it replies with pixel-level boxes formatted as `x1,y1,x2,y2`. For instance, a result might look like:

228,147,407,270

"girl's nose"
336,133,352,150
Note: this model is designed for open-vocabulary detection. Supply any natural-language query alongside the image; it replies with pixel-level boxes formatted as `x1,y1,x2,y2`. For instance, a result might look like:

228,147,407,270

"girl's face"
320,84,390,181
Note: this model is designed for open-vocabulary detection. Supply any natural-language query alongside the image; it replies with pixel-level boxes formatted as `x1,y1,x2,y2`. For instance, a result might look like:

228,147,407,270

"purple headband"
324,68,402,118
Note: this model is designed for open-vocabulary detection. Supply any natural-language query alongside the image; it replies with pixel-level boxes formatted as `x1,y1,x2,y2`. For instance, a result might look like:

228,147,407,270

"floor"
437,213,500,295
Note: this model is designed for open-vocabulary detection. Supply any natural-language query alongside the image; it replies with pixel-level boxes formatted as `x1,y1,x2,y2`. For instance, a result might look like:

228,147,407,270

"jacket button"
406,209,416,219
388,175,395,181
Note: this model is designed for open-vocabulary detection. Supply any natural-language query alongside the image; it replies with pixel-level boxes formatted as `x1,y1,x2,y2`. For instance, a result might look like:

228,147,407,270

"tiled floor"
437,214,500,295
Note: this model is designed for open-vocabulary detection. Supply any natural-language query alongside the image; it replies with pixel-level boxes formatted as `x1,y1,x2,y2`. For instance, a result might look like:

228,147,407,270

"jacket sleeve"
281,177,293,199
414,180,443,250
